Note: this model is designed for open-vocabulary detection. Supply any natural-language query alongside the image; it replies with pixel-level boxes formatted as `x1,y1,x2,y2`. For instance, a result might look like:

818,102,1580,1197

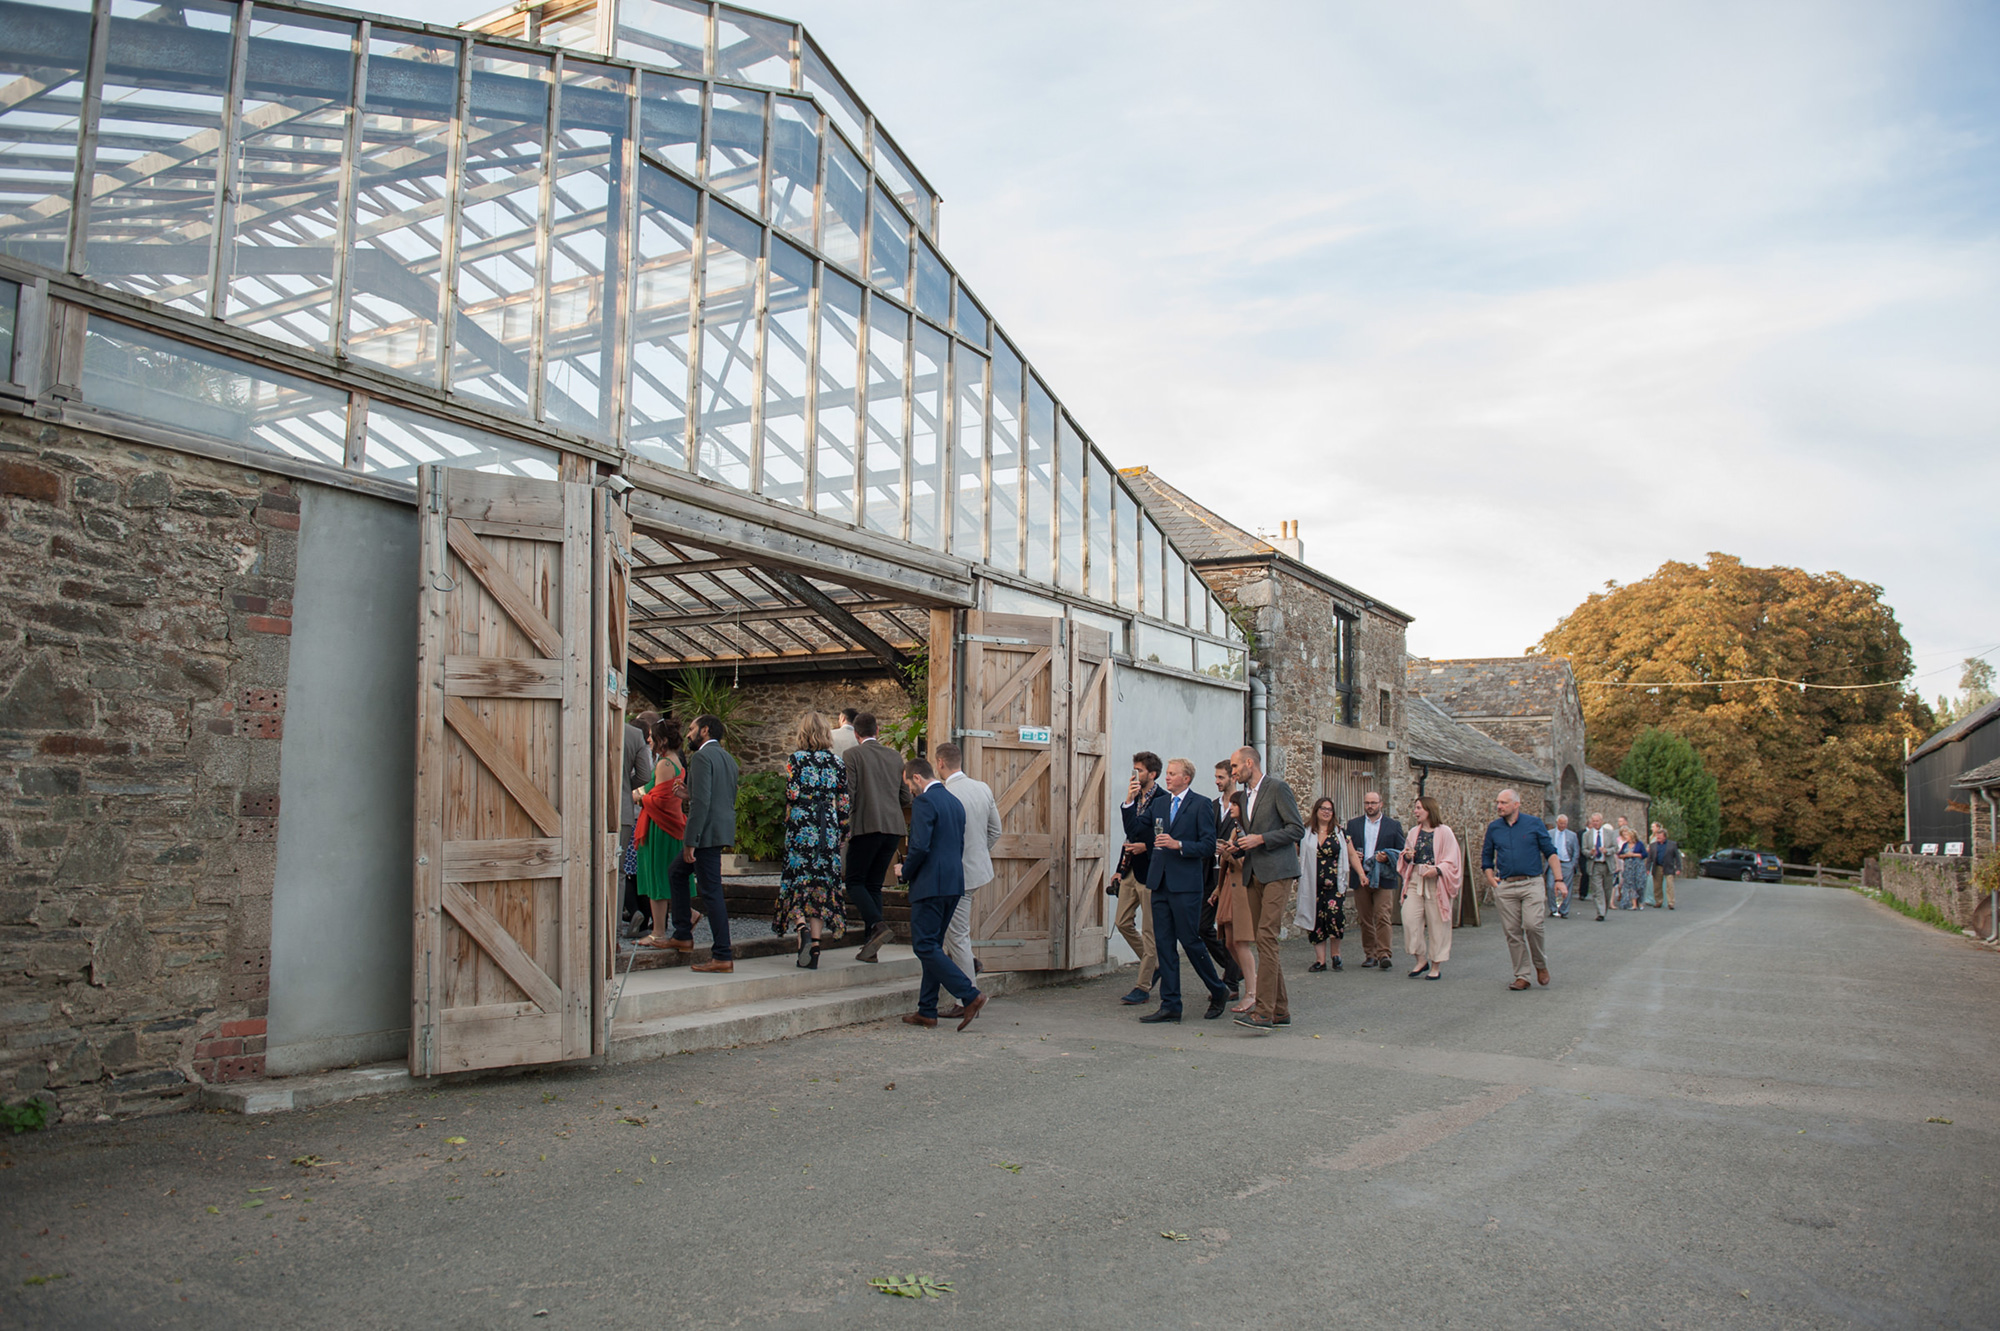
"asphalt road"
6,879,1998,1329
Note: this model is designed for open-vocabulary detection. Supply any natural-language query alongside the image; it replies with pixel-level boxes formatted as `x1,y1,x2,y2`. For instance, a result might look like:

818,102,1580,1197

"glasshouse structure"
0,0,1252,1101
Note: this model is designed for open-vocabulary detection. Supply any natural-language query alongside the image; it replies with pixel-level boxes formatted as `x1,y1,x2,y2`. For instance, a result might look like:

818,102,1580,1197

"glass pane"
986,342,1022,574
696,200,759,490
954,287,988,348
86,0,237,314
908,319,947,551
0,0,92,268
1086,454,1112,604
1024,377,1054,584
1143,515,1166,619
347,30,456,381
952,344,986,559
363,400,558,486
1114,484,1138,612
223,9,354,353
1224,604,1244,643
0,278,16,380
801,39,865,154
820,132,865,275
769,96,817,244
707,87,763,216
451,48,550,416
615,0,708,75
1135,623,1194,672
81,317,347,467
1164,546,1187,625
869,182,907,299
814,268,862,522
638,71,702,180
628,165,698,468
1197,639,1245,682
987,584,1063,619
861,299,905,538
912,239,948,325
1056,414,1084,593
759,237,811,507
714,8,792,88
537,0,602,51
872,134,930,235
543,61,629,441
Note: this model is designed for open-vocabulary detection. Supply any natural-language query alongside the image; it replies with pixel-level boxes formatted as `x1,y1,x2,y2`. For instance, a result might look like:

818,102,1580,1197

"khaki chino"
1114,882,1157,990
1245,872,1294,1022
1495,875,1548,982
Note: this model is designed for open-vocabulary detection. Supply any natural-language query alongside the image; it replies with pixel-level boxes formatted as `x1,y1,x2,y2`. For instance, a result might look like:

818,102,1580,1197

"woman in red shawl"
632,717,689,948
1397,794,1462,980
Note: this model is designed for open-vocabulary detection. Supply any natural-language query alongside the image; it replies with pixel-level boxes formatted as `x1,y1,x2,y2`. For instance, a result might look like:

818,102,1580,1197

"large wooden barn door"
1065,623,1114,968
411,468,598,1075
591,488,632,1056
961,612,1063,970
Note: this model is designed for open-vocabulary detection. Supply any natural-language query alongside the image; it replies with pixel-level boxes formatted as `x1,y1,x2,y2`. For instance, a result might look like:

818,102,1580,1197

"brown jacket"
846,738,911,838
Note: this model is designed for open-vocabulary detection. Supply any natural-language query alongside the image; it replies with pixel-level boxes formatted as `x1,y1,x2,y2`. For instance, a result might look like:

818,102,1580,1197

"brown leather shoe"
1508,978,1531,991
660,937,694,953
956,992,988,1031
941,1005,968,1019
689,958,733,973
1536,967,1550,987
900,1012,937,1028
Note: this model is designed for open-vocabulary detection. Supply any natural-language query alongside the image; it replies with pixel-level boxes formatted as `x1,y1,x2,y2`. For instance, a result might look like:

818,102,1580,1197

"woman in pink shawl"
1397,794,1461,980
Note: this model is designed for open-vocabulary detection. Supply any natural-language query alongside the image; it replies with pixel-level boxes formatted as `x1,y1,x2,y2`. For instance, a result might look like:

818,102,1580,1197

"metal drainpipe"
1249,668,1268,771
1983,788,1999,944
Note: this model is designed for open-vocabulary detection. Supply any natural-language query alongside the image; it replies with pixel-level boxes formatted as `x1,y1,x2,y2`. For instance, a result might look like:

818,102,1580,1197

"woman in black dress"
1304,797,1348,972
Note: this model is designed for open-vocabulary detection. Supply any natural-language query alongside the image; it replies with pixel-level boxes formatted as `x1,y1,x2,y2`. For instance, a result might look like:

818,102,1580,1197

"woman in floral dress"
774,711,849,968
1618,826,1649,909
1303,797,1348,973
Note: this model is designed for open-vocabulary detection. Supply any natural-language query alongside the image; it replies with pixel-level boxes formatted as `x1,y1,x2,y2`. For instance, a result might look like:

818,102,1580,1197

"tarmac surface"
5,878,1997,1329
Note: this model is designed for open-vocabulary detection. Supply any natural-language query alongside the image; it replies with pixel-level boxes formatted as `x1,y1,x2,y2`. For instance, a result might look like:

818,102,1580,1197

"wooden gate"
591,488,632,1055
411,467,607,1075
958,611,1112,971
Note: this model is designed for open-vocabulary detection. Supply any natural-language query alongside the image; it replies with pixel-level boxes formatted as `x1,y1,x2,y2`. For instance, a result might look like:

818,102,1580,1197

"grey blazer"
846,739,911,838
1241,775,1305,883
944,771,1002,891
683,739,739,850
620,723,649,834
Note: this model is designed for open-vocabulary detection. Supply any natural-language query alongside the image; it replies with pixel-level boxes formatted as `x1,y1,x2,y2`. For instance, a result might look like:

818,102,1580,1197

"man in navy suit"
894,758,987,1030
1345,791,1406,971
1141,758,1230,1024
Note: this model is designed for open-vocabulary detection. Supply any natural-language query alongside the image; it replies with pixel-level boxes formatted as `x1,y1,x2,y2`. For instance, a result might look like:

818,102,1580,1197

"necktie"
1170,794,1181,825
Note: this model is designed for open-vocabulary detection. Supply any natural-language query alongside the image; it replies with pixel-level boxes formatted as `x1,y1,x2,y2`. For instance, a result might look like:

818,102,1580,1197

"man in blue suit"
1141,758,1230,1024
895,758,987,1031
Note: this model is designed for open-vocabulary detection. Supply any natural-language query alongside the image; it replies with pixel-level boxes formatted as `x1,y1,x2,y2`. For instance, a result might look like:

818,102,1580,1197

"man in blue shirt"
1481,788,1565,991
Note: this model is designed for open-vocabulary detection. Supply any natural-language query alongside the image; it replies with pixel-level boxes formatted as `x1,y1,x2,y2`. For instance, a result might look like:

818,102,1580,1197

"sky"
424,0,2000,697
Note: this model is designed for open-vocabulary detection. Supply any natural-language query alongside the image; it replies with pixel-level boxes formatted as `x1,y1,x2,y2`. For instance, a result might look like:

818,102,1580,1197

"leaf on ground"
1927,1117,1953,1125
291,1155,321,1167
870,1274,953,1299
22,1273,70,1286
247,1187,273,1194
240,1201,263,1209
206,1207,220,1214
618,1117,646,1127
444,1136,468,1145
993,1162,1023,1174
1161,1231,1190,1242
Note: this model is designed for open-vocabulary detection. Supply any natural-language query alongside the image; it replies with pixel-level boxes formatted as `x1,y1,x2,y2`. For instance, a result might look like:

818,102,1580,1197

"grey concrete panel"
267,484,418,1074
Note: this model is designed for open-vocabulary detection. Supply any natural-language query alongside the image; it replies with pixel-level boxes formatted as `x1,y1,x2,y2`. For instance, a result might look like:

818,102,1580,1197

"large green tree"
1536,553,1931,867
1617,728,1720,857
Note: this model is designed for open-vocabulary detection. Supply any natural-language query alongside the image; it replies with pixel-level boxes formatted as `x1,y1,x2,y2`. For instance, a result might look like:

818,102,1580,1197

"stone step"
609,945,923,1023
608,975,928,1063
197,1061,416,1115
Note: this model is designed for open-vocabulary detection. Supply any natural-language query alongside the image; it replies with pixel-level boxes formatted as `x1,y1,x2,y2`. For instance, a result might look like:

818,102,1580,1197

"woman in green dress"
632,716,687,947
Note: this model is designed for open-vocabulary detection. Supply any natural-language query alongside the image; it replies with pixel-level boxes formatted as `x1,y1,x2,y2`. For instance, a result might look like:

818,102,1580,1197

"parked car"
1699,848,1783,882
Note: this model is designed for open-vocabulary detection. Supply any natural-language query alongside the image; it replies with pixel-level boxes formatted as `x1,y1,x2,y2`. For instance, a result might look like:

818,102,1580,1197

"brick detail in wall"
0,417,295,1123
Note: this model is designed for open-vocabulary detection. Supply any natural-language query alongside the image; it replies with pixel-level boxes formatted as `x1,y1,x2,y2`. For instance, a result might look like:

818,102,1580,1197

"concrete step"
610,944,922,1023
198,1062,416,1115
608,974,927,1063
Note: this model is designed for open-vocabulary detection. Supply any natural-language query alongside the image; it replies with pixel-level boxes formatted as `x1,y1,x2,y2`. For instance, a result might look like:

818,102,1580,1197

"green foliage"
1975,853,2000,898
1852,883,1959,934
880,647,929,756
2,1097,51,1134
668,668,743,739
1649,793,1688,845
733,770,787,863
1935,657,1997,725
1617,727,1720,858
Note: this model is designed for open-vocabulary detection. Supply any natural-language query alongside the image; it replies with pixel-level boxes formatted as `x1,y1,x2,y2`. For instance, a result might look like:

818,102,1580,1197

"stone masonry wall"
1878,852,1981,930
1416,764,1547,906
729,672,913,772
1,416,295,1122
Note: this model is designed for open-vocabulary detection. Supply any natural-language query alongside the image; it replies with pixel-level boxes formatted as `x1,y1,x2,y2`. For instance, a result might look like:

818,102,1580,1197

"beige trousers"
1495,876,1548,981
1402,878,1452,964
1114,881,1157,989
1244,873,1294,1022
1650,867,1676,908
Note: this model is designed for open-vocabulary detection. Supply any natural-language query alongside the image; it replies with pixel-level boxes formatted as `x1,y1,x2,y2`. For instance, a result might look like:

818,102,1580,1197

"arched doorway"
1560,765,1583,826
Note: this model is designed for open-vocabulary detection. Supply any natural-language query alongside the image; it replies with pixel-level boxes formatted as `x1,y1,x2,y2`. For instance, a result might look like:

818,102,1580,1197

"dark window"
1333,611,1357,727
1378,687,1391,727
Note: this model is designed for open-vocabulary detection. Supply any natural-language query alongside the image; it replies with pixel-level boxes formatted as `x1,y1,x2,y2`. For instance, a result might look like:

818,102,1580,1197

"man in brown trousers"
1227,746,1305,1033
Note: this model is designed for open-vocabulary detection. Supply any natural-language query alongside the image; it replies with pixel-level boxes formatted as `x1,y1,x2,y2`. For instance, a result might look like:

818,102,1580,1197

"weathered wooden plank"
981,647,1052,720
410,466,451,1076
446,518,564,658
444,654,564,698
1050,619,1074,970
443,467,566,530
442,879,562,1010
994,750,1051,819
558,480,593,1059
443,837,565,882
444,695,564,837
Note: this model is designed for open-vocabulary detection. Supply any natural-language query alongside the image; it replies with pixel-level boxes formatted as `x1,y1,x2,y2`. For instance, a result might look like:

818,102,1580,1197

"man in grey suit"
671,713,739,974
619,711,656,938
1547,814,1580,918
1227,745,1305,1033
936,742,1001,991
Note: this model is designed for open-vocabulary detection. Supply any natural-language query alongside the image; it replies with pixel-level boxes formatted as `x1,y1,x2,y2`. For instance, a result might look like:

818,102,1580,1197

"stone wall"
1588,790,1653,839
629,671,916,774
2,416,296,1122
1407,657,1586,813
1415,764,1548,907
1878,852,1982,930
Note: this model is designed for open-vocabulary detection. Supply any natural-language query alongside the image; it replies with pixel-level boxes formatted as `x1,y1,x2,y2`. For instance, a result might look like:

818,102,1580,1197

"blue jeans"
910,894,978,1018
1151,887,1228,1015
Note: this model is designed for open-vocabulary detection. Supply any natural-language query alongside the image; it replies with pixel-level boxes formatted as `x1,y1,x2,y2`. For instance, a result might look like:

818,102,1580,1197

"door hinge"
954,728,996,738
960,634,1030,646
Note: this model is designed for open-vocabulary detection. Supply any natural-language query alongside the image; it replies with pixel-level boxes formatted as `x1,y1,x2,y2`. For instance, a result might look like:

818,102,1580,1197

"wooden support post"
928,607,956,761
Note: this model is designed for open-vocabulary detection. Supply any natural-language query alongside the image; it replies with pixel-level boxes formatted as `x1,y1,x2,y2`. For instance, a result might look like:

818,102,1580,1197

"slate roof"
1909,696,2000,763
1116,466,1272,563
1407,656,1577,717
1953,755,2000,789
1584,765,1649,801
1405,695,1546,783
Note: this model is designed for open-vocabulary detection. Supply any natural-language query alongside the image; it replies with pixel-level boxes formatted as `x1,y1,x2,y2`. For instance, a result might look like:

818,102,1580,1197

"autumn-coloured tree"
1535,553,1932,867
